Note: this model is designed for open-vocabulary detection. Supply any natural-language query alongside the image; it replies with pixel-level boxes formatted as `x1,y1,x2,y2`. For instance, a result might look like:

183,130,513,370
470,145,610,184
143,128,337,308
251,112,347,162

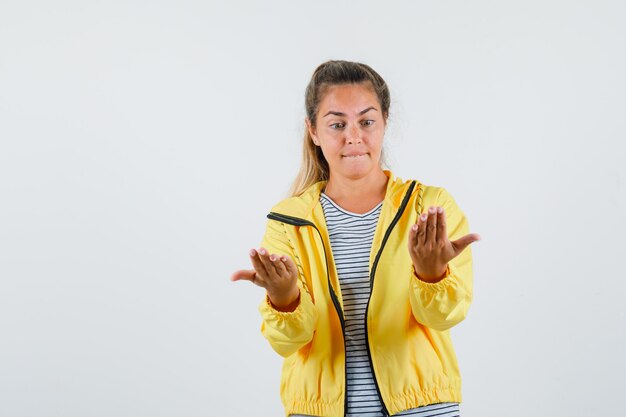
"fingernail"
249,249,256,257
412,224,418,231
281,256,286,261
269,255,276,261
421,214,427,221
429,207,436,213
259,248,266,255
437,207,443,213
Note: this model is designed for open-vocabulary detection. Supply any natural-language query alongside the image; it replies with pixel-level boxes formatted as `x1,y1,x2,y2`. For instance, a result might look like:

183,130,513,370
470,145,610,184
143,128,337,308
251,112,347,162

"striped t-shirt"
290,192,460,417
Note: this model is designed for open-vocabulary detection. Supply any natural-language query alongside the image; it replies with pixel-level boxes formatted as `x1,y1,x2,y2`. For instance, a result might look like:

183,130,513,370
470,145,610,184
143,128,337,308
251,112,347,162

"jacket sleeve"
408,187,474,331
257,217,318,357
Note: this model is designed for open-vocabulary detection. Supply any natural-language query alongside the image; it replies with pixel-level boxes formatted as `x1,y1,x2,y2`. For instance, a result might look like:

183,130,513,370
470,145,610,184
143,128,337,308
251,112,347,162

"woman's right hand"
230,248,300,311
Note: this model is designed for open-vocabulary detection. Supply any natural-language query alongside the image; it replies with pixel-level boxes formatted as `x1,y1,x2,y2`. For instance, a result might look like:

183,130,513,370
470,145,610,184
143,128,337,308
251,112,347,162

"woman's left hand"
408,205,481,283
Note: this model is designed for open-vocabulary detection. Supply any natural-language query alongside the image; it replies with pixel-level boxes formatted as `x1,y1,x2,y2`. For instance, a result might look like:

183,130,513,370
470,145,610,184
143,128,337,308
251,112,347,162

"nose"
345,124,362,144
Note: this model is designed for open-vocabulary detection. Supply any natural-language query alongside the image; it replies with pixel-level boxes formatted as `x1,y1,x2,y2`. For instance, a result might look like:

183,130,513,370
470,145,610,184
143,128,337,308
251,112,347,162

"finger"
257,247,279,277
249,249,268,278
424,206,437,244
436,206,447,243
416,211,427,246
280,255,299,279
271,253,289,277
408,222,419,251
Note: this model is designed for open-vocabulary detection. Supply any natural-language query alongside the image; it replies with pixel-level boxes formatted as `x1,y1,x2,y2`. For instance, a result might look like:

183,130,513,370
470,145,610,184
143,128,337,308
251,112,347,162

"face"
306,82,386,181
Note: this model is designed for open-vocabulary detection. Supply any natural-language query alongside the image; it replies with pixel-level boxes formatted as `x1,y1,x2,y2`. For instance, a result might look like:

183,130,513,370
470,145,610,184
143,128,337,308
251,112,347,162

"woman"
231,60,481,417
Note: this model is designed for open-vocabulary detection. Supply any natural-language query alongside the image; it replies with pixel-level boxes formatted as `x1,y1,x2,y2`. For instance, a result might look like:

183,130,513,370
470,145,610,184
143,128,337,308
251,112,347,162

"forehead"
318,83,379,111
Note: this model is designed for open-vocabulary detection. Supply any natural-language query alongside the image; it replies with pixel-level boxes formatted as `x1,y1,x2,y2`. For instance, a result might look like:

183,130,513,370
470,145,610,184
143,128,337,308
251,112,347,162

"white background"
1,1,625,416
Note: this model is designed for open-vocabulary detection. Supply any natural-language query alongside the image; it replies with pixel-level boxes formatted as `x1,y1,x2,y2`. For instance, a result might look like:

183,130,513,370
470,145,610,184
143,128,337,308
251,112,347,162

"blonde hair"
288,60,391,197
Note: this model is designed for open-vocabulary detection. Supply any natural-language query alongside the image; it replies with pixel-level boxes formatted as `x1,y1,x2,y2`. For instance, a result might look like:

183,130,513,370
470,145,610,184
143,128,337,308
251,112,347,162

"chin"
340,164,375,179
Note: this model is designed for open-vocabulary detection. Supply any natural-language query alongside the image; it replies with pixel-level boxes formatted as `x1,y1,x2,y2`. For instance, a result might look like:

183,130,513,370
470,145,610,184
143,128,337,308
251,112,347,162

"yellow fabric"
258,170,474,417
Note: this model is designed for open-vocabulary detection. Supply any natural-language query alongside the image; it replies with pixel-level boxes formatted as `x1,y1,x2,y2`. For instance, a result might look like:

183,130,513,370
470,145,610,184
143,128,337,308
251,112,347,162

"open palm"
408,205,481,282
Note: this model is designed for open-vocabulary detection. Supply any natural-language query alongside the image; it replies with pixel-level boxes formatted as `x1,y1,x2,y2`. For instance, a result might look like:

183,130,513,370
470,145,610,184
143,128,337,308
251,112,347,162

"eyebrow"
323,106,378,118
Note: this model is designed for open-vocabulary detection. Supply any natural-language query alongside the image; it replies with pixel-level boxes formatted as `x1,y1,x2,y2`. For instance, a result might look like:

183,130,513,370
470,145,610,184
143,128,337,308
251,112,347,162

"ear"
305,118,319,146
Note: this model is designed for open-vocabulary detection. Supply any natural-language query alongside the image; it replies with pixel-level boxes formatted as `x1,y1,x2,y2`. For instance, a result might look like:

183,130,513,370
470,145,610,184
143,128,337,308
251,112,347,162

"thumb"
230,269,256,282
451,233,481,255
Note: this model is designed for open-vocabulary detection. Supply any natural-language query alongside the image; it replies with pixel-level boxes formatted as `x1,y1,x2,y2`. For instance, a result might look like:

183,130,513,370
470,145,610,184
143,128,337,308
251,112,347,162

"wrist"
268,287,301,312
412,264,449,283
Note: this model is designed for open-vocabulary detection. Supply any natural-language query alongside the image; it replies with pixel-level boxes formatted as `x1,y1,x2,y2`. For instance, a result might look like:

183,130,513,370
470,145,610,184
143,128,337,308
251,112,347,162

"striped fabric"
290,192,460,417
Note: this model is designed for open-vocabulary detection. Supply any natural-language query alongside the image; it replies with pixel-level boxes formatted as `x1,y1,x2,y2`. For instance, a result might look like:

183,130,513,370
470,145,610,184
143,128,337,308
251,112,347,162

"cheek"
366,135,384,150
319,142,342,158
323,138,344,153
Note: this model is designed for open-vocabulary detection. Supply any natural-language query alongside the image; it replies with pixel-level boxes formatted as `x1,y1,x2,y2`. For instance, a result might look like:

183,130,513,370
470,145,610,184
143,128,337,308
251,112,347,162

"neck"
323,168,389,202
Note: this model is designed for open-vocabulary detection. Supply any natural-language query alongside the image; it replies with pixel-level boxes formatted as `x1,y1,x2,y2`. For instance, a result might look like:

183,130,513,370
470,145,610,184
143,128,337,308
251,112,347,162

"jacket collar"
269,169,416,222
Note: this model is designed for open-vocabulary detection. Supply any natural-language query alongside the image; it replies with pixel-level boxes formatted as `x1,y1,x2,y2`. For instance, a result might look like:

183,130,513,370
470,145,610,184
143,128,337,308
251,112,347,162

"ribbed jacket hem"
387,385,462,415
283,386,461,417
284,399,342,417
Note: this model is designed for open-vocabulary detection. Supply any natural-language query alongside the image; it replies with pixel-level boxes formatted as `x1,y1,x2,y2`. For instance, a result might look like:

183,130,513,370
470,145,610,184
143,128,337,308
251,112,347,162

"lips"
342,152,367,158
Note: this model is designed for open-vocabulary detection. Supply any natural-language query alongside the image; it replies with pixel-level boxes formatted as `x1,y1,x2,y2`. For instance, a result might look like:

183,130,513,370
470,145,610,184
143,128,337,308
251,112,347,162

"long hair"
288,60,391,197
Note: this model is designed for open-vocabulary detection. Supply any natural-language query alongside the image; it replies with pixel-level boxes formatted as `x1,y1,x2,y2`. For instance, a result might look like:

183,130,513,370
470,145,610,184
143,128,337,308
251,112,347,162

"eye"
362,120,374,126
330,122,345,129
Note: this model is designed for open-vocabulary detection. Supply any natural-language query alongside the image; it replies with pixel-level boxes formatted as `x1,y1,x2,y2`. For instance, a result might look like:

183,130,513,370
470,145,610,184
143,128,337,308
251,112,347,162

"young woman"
231,60,481,417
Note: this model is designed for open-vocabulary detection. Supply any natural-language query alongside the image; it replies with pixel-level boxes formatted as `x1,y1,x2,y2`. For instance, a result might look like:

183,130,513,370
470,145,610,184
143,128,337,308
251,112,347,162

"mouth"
342,153,368,158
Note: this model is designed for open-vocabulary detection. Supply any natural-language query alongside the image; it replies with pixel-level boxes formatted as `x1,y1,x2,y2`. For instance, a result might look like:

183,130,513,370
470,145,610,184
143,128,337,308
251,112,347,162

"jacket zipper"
265,211,349,417
266,179,416,417
364,180,417,416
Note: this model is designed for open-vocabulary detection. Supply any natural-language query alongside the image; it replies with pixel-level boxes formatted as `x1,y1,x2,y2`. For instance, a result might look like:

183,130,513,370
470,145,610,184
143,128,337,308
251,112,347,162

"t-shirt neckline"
320,192,384,218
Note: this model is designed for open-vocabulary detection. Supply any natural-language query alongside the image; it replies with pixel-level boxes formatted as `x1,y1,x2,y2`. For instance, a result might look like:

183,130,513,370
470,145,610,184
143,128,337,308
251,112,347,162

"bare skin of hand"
408,205,481,283
230,247,300,312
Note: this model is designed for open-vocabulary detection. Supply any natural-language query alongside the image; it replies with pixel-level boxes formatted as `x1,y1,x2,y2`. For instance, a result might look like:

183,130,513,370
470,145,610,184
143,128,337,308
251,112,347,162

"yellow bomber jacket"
258,170,474,417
